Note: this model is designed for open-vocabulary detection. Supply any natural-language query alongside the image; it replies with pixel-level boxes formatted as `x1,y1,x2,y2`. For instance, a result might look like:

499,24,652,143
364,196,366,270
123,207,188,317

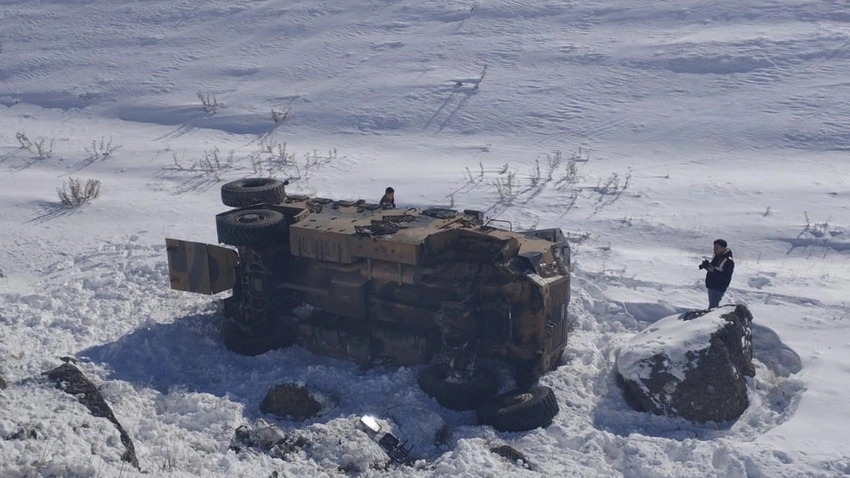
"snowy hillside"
1,0,849,476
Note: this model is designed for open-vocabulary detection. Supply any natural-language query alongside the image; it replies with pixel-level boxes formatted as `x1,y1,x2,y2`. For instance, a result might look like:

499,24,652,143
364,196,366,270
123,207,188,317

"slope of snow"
2,0,850,476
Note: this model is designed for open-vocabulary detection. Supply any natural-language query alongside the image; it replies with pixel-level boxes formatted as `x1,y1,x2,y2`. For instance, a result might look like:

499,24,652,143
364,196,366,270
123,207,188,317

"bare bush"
249,139,337,182
474,64,487,90
453,65,488,90
784,211,849,256
300,148,337,178
492,169,518,204
591,170,632,213
799,211,831,239
594,171,631,195
555,148,588,188
197,91,221,113
16,132,53,159
563,154,578,184
167,147,235,181
271,107,291,124
85,136,122,160
529,159,542,187
161,141,341,194
462,144,636,219
57,178,101,207
545,150,562,181
249,140,297,176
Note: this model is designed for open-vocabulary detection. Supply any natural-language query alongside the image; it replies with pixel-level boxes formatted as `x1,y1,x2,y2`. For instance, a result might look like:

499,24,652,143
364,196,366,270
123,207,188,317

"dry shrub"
57,178,101,207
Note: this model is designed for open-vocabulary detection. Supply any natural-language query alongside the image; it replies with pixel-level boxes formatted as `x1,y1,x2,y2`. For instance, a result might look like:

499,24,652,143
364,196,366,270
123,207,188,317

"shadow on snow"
75,311,470,433
76,310,482,461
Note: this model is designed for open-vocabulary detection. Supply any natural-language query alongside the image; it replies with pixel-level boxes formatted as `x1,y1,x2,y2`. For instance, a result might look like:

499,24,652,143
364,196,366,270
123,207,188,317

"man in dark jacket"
700,239,734,309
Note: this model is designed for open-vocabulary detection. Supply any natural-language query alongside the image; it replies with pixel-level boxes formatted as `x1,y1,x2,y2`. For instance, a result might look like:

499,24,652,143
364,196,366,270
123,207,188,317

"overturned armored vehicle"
167,178,570,427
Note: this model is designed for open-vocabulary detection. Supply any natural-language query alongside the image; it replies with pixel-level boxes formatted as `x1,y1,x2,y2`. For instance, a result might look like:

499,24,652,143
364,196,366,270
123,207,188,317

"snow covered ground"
1,0,849,476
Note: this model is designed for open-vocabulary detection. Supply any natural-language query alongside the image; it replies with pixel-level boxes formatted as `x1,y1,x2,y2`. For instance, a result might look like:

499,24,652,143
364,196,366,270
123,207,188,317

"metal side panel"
166,238,238,294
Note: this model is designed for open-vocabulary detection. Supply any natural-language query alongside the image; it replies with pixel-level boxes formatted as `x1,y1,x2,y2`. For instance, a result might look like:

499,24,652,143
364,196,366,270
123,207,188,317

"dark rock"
616,305,755,423
490,444,535,470
43,363,139,469
0,374,6,390
260,383,322,420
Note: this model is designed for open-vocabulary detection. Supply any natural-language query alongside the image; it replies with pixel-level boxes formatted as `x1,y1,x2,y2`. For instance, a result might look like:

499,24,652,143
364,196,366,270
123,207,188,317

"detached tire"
418,364,499,411
221,178,286,207
476,386,559,432
216,208,287,247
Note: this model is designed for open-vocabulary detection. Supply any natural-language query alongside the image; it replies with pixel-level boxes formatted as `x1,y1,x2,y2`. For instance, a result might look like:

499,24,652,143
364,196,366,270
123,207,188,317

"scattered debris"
387,404,449,448
42,363,139,469
358,415,414,465
229,419,308,460
378,432,414,465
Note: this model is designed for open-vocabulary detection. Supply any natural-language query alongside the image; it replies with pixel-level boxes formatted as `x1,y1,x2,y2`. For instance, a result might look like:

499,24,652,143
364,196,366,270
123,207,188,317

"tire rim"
235,212,269,224
241,179,269,188
504,392,533,406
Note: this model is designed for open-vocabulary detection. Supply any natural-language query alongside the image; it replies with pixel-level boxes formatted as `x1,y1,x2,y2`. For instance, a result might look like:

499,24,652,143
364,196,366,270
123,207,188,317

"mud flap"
166,238,238,294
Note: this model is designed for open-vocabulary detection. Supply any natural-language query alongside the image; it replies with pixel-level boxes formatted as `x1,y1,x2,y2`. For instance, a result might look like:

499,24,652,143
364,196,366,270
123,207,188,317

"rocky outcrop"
616,305,755,423
43,363,139,469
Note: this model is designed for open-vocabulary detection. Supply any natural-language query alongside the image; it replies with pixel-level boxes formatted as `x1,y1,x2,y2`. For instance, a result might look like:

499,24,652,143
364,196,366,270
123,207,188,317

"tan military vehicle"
167,178,570,431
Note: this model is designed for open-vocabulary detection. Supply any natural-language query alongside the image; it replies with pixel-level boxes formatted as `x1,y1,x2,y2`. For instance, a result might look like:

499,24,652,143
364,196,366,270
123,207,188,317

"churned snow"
2,0,850,477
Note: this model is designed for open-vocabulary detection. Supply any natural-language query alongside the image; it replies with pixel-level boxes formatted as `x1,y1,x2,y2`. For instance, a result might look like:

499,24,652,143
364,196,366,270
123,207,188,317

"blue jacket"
705,249,734,291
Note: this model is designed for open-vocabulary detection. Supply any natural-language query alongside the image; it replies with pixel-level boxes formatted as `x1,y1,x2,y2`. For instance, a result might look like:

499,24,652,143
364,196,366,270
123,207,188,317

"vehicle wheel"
223,320,295,356
221,178,286,207
476,386,559,432
216,208,287,247
417,363,499,411
514,359,539,390
222,296,239,319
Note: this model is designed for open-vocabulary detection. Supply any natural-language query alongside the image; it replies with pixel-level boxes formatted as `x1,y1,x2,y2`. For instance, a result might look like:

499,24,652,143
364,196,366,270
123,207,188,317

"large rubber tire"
476,386,559,432
418,363,499,411
221,178,286,207
216,208,287,247
223,320,295,356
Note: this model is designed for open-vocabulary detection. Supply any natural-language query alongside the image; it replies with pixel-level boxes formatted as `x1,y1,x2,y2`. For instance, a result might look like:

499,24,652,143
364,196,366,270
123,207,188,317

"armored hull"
167,178,571,385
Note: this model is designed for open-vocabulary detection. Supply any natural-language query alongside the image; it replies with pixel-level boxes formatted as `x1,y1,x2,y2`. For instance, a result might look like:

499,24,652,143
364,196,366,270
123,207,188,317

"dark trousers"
708,289,725,309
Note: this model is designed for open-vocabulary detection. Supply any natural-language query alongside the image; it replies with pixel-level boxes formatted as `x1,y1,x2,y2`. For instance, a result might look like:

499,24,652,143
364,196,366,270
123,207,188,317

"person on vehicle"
379,187,395,208
699,239,734,309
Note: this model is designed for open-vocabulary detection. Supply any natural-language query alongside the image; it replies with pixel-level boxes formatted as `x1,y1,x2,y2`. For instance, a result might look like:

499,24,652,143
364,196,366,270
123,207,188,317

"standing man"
699,239,734,309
